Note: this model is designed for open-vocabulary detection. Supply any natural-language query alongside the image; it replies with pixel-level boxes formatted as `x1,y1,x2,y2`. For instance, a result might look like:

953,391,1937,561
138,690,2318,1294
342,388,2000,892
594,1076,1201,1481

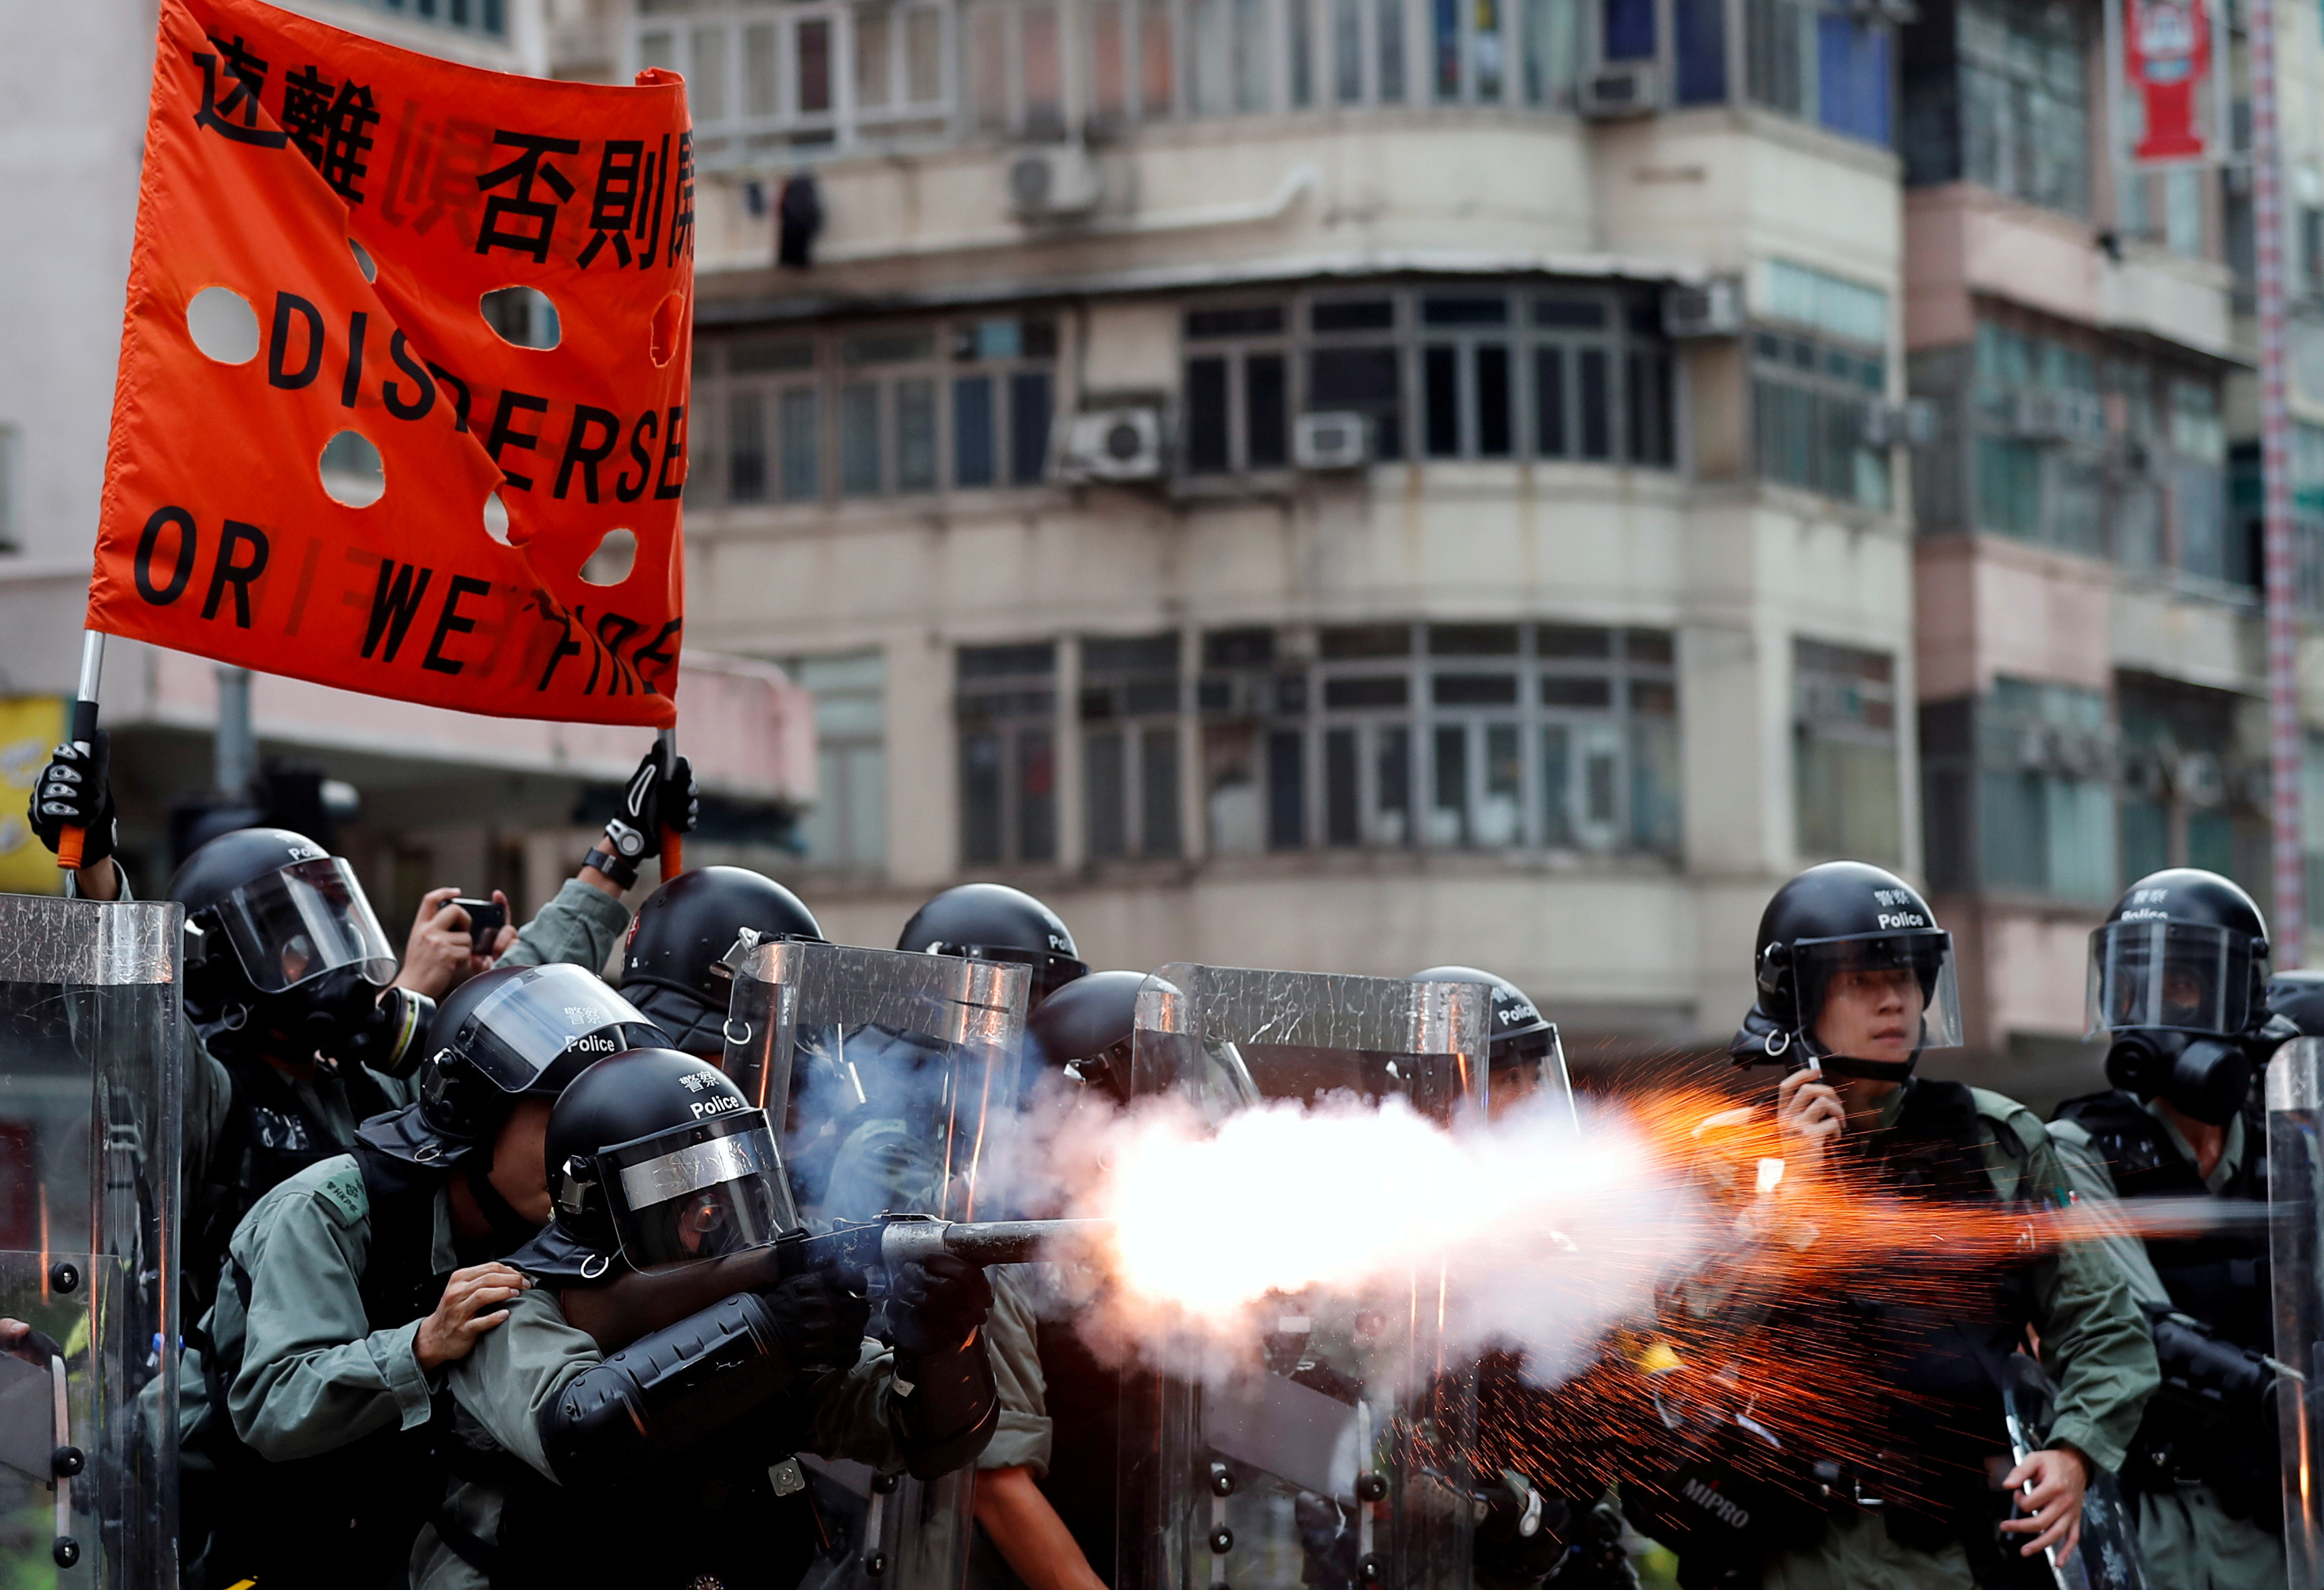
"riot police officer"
1646,862,2157,1590
418,1047,1000,1590
1410,964,1577,1124
811,883,1090,1224
1407,966,1632,1589
2051,868,2296,1590
28,740,693,1318
616,863,825,1055
186,964,664,1589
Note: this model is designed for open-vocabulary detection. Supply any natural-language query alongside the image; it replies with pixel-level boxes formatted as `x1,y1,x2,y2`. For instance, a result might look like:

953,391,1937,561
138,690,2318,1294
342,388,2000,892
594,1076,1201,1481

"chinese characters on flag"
2126,0,2214,163
90,0,694,727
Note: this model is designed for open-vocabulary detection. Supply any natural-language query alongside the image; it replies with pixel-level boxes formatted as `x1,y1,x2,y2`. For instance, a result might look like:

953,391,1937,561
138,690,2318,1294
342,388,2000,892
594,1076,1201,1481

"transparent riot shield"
1117,964,1492,1590
726,939,1030,1590
2271,1036,2324,1587
0,895,183,1590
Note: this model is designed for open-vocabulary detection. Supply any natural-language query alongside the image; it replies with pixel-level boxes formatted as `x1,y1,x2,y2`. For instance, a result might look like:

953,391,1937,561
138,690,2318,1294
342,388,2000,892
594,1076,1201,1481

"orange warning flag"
88,0,692,726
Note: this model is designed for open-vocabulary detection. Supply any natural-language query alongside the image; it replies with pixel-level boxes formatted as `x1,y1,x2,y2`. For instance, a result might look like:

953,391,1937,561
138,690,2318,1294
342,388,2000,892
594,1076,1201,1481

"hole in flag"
482,490,512,546
187,287,260,365
349,237,378,283
319,432,385,508
581,529,637,586
481,287,561,350
650,292,685,367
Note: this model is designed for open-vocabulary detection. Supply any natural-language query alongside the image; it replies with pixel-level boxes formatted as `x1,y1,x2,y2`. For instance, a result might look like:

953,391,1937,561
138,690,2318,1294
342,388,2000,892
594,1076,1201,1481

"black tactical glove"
890,1252,993,1355
759,1271,872,1370
600,747,699,881
28,729,115,865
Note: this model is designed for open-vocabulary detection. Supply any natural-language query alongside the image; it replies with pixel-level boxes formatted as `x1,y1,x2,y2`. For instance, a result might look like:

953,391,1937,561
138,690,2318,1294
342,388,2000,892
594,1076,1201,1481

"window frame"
1178,280,1679,479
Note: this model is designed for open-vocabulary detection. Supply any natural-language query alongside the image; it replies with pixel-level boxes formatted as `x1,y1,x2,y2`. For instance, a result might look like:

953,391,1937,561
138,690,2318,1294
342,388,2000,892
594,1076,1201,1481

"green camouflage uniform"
1754,1084,2159,1590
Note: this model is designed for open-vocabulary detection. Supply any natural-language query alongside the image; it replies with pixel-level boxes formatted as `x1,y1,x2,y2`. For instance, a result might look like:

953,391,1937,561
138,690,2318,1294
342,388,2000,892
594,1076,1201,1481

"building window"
1185,304,1291,473
1955,0,2087,214
1081,634,1184,860
2119,677,2267,891
2169,378,2232,583
1793,638,1899,865
357,0,507,35
700,316,1054,504
1752,328,1889,508
782,651,889,873
1977,679,2116,904
1966,319,2107,555
1184,282,1675,476
1744,0,1890,142
1197,621,1679,858
958,643,1059,866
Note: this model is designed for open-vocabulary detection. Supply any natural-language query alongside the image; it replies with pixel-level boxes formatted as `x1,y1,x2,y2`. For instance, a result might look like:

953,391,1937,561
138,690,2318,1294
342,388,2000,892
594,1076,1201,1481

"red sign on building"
2126,0,2213,162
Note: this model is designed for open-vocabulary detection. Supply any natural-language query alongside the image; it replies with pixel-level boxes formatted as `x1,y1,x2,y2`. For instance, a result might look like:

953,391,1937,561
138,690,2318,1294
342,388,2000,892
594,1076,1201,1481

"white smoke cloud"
1013,1081,1716,1390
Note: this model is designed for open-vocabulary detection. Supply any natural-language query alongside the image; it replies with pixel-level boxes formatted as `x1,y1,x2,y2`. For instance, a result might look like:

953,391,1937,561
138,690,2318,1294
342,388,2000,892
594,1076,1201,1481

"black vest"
187,1145,455,1590
1795,1080,2049,1585
2052,1088,2275,1514
2052,1088,2271,1351
187,1044,402,1320
1033,1312,1123,1583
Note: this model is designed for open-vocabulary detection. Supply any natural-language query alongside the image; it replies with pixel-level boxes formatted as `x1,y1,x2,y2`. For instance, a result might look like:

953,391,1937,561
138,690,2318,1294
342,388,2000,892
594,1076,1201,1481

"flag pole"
55,631,107,873
657,725,684,879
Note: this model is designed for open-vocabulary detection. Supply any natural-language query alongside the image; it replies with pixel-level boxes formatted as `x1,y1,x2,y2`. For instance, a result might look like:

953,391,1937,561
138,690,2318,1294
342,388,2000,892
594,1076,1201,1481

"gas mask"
2106,1011,2298,1125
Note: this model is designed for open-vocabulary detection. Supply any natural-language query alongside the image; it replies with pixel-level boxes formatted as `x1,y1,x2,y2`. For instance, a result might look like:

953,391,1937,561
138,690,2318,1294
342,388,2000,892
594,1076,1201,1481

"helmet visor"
602,1110,795,1271
1793,930,1962,1057
454,964,658,1092
216,858,397,995
2086,919,2254,1037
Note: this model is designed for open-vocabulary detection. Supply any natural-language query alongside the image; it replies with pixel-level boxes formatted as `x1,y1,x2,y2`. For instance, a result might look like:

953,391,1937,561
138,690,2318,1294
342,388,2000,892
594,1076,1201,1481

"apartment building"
624,0,1929,1060
1896,0,2324,1097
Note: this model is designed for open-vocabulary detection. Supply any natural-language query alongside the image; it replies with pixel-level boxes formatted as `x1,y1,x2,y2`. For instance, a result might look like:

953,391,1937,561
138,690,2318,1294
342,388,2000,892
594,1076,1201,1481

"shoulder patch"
312,1159,369,1230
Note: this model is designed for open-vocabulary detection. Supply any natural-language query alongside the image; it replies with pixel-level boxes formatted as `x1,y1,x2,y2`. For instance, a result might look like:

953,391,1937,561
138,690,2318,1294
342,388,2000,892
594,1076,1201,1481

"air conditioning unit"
1294,411,1371,470
1578,61,1664,119
2177,750,2226,808
2122,750,2170,800
1861,399,1938,448
1007,145,1102,221
1663,276,1745,338
2056,730,2115,781
1063,407,1163,481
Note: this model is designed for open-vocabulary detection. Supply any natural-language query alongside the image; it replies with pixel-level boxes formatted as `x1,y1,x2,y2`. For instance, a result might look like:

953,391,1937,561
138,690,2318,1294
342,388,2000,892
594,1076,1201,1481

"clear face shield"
596,1109,794,1272
1792,929,1963,1061
449,964,658,1090
2087,919,2257,1037
212,856,397,994
1119,965,1493,1590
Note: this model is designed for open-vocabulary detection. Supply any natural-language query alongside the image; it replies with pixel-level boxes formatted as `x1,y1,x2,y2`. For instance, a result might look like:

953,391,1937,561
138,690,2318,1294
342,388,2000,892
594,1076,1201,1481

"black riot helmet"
544,1047,797,1275
169,825,426,1070
2090,869,2275,1124
413,964,665,1148
1731,861,1961,1082
2269,970,2324,1037
1026,969,1146,1103
896,883,1088,1006
1410,966,1562,1072
620,866,825,1055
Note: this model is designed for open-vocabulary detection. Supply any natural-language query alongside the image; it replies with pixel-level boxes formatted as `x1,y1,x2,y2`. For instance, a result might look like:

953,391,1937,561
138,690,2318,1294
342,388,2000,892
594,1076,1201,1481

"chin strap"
1811,1053,1919,1084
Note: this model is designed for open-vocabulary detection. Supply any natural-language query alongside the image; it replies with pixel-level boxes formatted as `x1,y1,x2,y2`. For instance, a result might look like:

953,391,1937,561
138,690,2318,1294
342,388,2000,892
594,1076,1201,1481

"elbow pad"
894,1332,1000,1480
539,1291,796,1489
